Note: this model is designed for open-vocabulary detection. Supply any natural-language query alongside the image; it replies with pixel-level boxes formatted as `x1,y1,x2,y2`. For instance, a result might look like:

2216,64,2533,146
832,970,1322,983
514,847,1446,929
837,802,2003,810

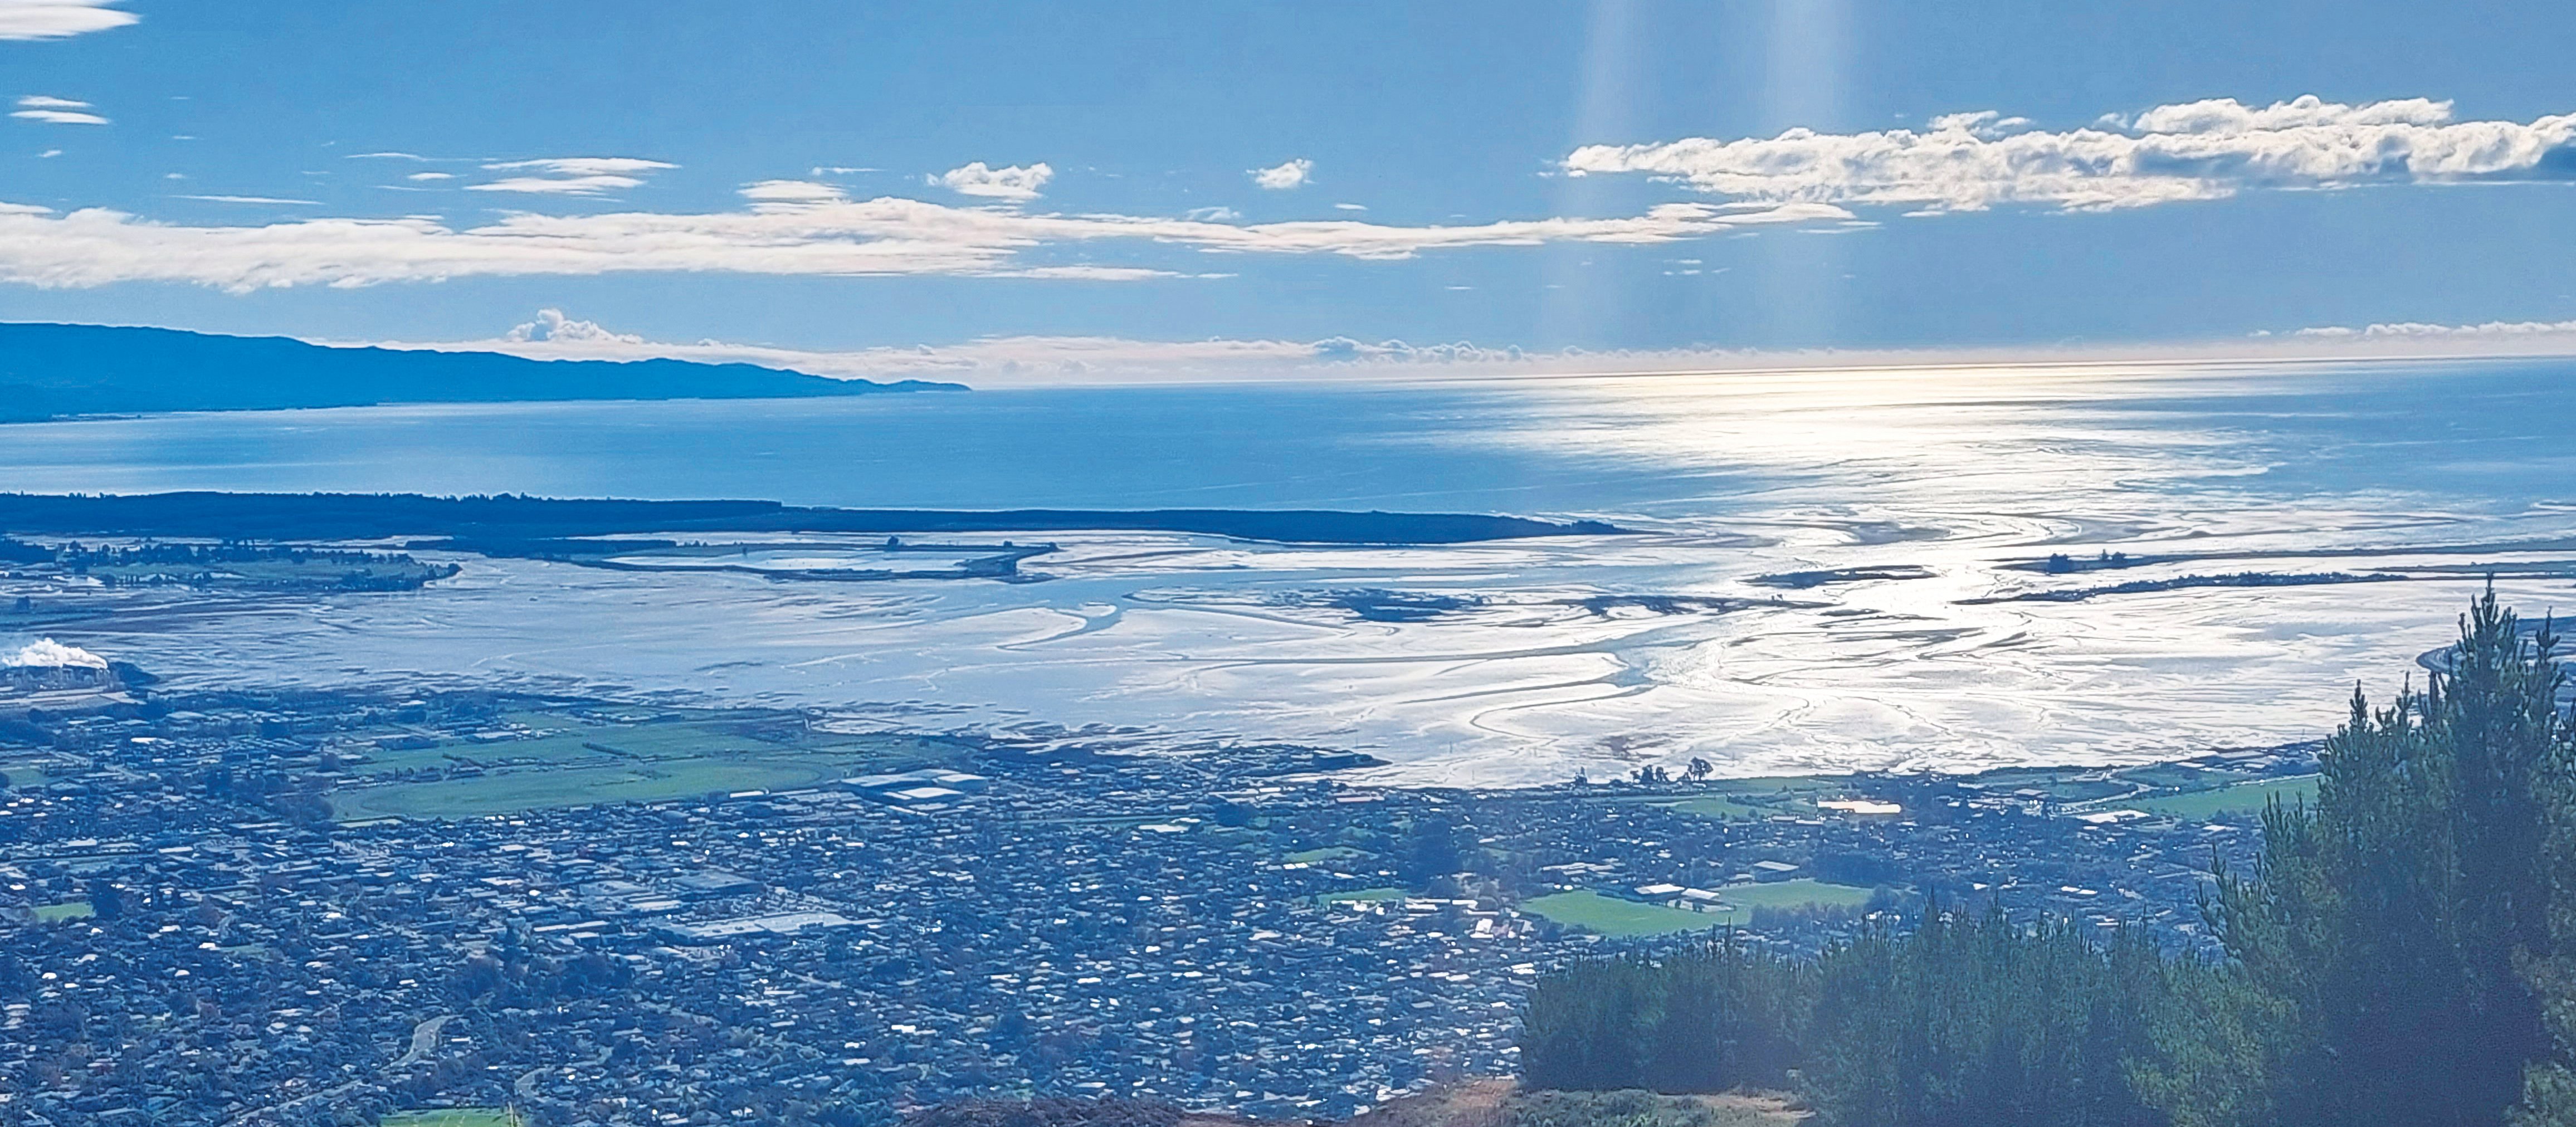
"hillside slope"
0,321,959,421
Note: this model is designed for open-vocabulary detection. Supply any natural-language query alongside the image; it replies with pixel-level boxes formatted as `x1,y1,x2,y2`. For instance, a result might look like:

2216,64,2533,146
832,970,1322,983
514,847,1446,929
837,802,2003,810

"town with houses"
0,640,2302,1127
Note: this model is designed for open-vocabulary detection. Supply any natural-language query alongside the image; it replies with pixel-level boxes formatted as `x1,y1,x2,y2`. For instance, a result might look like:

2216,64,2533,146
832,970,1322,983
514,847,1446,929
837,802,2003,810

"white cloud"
486,157,675,177
174,194,321,206
407,171,455,182
936,161,1052,200
1250,158,1313,190
469,157,676,196
501,307,643,345
0,186,1843,291
14,110,108,125
0,0,136,41
471,177,639,195
1565,95,2576,213
1333,202,1367,211
739,178,848,203
12,96,107,125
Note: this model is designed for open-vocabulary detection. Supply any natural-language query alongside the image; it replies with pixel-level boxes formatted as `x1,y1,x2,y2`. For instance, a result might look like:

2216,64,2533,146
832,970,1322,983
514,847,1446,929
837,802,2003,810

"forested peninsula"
0,491,1626,547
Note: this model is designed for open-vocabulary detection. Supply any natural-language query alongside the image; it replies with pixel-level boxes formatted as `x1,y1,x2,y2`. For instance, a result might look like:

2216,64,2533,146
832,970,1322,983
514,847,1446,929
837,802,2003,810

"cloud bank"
2294,317,2576,340
363,305,2576,392
1567,96,2576,213
0,0,133,41
0,180,1843,291
383,309,1542,386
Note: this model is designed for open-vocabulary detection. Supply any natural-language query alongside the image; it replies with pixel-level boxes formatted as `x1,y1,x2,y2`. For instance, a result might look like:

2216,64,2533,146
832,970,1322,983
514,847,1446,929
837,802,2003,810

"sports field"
1524,879,1876,934
1520,890,1720,936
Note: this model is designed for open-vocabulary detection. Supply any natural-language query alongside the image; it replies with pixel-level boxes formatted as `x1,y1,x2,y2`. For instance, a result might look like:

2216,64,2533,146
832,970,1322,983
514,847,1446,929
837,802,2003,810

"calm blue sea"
0,360,2569,522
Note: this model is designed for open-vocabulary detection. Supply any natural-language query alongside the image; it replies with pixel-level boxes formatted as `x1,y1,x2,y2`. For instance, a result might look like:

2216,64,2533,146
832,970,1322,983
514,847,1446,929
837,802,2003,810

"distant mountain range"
0,322,960,422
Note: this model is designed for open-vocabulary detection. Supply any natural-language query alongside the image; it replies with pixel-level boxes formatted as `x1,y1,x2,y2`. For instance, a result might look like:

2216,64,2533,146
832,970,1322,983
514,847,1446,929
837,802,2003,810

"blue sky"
2,0,2574,374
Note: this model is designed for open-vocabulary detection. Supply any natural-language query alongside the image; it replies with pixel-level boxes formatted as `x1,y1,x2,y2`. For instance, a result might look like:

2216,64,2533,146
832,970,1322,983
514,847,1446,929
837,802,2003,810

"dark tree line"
1521,590,2576,1127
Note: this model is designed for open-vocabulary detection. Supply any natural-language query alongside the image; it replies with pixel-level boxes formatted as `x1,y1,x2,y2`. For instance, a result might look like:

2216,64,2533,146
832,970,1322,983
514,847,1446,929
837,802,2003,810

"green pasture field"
2126,775,2318,821
33,900,94,922
1521,890,1720,936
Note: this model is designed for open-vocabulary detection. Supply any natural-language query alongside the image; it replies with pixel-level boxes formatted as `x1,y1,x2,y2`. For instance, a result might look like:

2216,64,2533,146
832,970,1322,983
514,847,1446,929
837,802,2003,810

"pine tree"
2513,663,2576,1126
2153,588,2572,1127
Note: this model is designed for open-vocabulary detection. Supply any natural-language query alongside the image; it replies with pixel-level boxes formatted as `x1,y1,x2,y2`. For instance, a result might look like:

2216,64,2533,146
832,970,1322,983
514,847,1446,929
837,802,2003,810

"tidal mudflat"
7,358,2576,783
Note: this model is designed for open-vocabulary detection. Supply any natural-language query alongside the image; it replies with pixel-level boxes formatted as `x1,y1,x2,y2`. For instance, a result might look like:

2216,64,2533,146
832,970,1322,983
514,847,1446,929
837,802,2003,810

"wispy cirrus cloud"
0,0,135,41
0,180,1845,291
12,95,106,125
11,110,105,125
468,157,676,196
1567,95,2576,213
935,161,1052,201
173,194,321,206
1250,158,1313,191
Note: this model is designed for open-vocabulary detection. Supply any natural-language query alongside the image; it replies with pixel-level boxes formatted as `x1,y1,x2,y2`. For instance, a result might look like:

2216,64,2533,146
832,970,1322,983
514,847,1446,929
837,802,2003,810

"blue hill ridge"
0,321,959,421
